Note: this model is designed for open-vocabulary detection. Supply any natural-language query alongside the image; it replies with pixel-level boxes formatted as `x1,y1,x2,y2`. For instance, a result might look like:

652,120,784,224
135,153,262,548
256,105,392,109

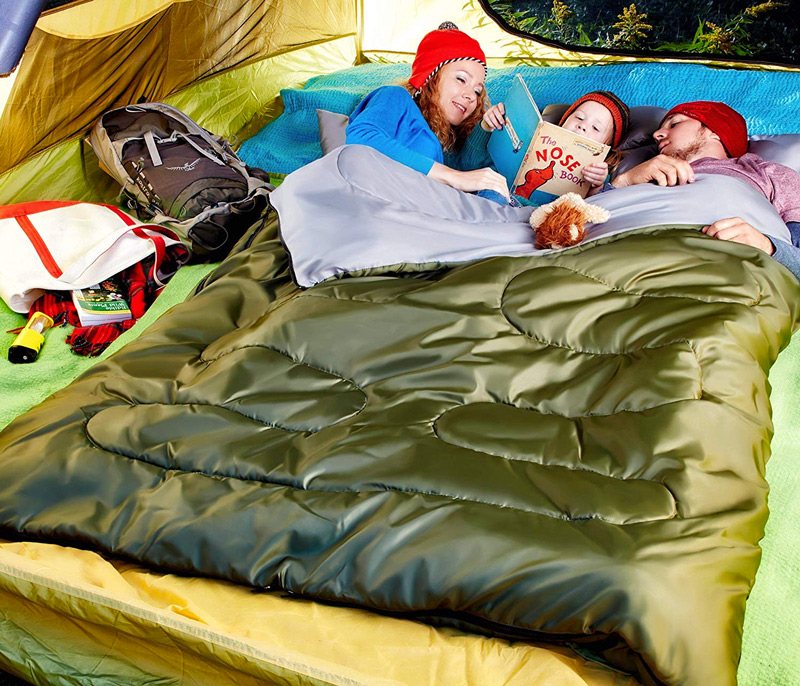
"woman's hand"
582,162,608,188
481,102,506,131
429,163,510,200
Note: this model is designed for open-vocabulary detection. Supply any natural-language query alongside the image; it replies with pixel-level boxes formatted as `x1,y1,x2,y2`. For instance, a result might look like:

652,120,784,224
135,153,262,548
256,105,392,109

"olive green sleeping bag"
1,215,798,686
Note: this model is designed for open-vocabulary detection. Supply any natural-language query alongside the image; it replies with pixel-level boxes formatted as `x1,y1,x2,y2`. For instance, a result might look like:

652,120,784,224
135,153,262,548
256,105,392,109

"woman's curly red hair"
403,69,487,152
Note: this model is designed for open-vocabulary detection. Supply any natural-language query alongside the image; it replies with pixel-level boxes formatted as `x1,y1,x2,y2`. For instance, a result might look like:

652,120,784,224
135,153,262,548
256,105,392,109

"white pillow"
319,105,800,175
749,134,800,173
317,109,349,155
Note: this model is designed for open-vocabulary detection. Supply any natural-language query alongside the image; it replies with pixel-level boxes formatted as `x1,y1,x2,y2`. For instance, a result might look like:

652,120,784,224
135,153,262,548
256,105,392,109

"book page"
513,121,609,202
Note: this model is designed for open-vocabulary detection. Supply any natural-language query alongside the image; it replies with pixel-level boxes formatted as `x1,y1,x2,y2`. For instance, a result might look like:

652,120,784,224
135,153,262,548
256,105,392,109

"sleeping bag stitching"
431,405,683,491
500,262,762,307
502,316,705,361
430,391,701,420
85,398,364,435
64,439,643,522
199,343,368,395
301,275,467,304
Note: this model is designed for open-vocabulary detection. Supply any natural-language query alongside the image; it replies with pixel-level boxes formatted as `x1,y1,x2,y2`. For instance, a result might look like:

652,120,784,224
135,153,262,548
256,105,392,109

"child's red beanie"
409,23,486,91
559,91,630,149
661,101,748,158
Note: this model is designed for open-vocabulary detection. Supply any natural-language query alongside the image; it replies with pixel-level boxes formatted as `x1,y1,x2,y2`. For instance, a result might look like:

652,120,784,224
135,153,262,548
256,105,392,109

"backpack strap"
176,132,226,166
143,130,163,167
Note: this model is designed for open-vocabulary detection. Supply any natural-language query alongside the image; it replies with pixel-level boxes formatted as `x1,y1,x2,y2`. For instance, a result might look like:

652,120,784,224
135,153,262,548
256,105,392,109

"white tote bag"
0,201,189,313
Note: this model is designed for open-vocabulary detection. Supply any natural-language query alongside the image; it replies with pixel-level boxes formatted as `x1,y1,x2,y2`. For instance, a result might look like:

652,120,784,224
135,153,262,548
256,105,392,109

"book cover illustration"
487,74,610,204
71,277,132,326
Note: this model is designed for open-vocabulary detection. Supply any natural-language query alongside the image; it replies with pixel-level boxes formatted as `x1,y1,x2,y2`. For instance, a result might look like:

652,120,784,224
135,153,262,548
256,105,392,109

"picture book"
487,74,610,204
71,277,132,326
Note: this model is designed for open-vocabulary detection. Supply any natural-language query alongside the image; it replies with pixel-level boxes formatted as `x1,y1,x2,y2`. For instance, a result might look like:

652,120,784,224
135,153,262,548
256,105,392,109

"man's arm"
772,221,800,280
611,154,695,188
703,218,800,280
770,239,800,281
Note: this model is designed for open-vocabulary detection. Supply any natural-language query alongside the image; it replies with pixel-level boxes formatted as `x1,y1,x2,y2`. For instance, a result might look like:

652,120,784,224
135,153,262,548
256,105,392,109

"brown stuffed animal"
529,192,611,250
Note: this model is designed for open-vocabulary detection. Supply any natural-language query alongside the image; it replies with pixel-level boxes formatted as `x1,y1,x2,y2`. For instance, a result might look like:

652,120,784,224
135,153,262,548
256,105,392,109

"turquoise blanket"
239,62,800,175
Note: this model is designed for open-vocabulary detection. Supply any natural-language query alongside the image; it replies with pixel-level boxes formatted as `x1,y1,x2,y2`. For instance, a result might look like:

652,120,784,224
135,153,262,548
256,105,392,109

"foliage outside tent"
486,0,798,63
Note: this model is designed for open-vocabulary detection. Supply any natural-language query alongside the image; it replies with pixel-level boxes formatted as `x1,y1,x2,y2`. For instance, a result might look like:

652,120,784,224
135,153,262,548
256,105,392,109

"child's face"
435,60,485,126
561,100,614,145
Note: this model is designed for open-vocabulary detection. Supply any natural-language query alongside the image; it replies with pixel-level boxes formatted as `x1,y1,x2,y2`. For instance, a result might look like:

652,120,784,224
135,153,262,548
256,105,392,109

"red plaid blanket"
30,251,185,356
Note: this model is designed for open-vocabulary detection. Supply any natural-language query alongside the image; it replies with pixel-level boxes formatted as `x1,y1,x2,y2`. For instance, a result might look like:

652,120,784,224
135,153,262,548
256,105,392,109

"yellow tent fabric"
0,0,356,175
36,0,193,39
0,540,637,686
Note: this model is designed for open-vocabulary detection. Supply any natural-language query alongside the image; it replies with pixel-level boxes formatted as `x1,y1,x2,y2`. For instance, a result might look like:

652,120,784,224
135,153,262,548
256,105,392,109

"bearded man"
608,101,800,278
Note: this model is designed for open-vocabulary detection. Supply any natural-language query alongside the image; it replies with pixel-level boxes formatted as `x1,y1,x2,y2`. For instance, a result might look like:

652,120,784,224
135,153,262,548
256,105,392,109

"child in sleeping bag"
345,22,511,202
482,90,630,197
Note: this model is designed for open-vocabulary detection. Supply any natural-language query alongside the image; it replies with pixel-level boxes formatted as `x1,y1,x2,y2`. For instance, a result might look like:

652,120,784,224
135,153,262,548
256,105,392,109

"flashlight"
8,312,54,364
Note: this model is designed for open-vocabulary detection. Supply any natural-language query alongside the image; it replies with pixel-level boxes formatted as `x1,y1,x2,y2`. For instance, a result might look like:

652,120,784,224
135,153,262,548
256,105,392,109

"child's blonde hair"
605,148,625,174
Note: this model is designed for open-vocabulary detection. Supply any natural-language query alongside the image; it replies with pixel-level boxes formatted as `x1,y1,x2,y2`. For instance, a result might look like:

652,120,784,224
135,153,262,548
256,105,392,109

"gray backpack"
88,102,273,260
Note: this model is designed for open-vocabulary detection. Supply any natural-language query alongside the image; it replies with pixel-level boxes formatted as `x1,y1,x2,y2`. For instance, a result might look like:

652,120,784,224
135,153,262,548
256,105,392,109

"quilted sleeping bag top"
1,211,799,686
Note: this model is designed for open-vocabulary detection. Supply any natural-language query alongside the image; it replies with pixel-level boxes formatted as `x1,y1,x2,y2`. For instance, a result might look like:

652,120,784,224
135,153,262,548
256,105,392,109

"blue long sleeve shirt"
346,86,443,175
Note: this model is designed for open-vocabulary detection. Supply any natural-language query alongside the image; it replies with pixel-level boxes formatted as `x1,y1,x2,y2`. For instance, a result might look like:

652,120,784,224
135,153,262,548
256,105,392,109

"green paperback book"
71,277,132,326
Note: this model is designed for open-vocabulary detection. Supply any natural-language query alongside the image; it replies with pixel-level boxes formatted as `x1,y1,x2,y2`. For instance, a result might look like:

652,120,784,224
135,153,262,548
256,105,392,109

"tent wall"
0,36,355,206
5,0,770,205
359,0,585,66
0,0,356,177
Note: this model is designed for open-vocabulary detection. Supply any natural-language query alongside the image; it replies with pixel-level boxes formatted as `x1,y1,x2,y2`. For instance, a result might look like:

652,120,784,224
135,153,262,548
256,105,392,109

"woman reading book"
483,90,630,196
345,22,511,201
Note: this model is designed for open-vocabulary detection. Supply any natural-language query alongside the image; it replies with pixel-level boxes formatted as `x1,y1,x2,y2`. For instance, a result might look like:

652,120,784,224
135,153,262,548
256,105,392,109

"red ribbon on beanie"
409,28,486,91
660,101,748,158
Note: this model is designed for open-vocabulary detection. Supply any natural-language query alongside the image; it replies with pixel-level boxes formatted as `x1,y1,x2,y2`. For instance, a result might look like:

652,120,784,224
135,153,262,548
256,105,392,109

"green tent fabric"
739,333,800,685
0,264,217,432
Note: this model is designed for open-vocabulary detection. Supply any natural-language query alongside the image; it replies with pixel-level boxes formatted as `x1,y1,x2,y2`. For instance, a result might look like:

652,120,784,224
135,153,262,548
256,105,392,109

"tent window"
43,0,84,11
483,0,800,66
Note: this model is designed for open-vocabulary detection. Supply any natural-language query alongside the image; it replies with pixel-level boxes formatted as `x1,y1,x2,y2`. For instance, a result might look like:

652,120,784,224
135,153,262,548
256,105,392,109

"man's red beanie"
661,101,749,158
409,23,486,92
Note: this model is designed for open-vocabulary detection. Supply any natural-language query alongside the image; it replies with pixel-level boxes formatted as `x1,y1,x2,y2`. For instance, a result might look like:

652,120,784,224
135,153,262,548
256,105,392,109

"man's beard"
666,134,706,161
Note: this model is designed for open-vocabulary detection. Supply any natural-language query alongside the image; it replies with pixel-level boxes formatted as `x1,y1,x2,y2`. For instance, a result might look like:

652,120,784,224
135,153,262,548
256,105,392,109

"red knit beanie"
559,91,630,148
660,101,748,158
409,22,486,92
